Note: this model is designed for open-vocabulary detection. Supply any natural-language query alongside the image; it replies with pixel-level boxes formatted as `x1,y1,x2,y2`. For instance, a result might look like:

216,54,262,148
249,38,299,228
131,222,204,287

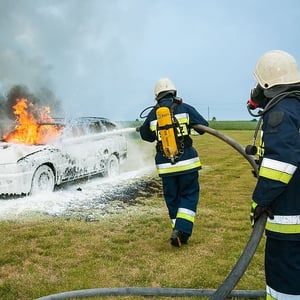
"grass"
0,130,265,300
207,121,258,130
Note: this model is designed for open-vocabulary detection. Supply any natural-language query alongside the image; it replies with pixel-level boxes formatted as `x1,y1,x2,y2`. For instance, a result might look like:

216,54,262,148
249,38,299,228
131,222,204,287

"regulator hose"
36,125,266,300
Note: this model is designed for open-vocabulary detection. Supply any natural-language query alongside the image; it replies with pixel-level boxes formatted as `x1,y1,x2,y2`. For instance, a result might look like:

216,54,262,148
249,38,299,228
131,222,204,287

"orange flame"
3,98,62,145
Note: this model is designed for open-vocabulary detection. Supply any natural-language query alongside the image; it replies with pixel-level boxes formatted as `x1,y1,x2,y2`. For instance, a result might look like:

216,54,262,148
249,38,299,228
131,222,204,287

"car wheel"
105,154,119,177
30,165,55,195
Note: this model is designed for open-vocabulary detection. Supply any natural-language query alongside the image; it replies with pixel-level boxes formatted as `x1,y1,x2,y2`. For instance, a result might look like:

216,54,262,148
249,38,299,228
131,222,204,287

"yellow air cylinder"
156,106,178,161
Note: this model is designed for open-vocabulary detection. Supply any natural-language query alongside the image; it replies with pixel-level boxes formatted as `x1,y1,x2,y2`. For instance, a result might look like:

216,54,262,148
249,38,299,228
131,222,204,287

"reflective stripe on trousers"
266,285,300,299
176,207,196,223
266,215,300,234
171,208,196,227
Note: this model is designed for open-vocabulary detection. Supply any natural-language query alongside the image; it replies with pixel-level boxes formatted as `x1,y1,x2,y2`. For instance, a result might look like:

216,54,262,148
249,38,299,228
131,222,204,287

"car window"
59,118,117,138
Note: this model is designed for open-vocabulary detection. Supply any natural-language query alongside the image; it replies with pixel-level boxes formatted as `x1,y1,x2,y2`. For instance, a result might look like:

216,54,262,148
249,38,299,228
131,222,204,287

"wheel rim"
31,165,55,194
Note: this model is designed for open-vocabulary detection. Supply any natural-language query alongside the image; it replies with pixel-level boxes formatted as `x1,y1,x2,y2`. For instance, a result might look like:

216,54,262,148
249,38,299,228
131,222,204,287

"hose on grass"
36,287,265,299
210,215,266,300
36,125,266,300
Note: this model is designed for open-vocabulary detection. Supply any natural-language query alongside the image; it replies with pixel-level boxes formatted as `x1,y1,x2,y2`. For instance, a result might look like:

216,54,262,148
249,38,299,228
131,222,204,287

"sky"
0,0,300,122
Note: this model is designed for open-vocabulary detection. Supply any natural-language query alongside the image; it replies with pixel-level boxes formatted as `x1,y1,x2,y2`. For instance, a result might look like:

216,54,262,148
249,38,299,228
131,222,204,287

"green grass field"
208,120,258,130
0,128,265,300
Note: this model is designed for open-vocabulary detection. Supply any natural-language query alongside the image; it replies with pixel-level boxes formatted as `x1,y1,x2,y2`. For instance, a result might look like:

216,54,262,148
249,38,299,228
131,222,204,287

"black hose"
192,125,258,172
194,125,266,299
210,215,267,300
36,287,265,299
35,126,266,300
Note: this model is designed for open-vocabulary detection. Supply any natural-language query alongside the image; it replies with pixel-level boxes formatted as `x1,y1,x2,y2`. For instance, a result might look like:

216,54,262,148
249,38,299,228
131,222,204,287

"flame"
3,98,62,145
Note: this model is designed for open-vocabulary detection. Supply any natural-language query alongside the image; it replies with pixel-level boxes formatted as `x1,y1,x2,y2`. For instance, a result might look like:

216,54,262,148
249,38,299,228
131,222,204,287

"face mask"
247,84,269,110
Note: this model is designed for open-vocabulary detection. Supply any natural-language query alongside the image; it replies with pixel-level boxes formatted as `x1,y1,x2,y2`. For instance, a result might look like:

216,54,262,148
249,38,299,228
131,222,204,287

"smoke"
0,1,67,135
0,0,156,121
0,84,64,136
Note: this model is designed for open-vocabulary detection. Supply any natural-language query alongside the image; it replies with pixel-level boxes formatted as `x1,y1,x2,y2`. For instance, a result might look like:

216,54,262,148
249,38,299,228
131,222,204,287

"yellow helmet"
254,50,300,89
154,78,176,100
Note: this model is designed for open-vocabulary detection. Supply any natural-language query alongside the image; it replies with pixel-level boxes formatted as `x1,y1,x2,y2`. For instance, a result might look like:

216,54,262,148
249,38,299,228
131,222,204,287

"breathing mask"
247,84,269,111
246,83,300,157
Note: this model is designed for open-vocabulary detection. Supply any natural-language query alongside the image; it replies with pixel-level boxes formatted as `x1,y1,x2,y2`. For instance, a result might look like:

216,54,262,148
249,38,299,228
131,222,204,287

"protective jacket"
253,96,300,241
253,95,300,297
139,97,208,177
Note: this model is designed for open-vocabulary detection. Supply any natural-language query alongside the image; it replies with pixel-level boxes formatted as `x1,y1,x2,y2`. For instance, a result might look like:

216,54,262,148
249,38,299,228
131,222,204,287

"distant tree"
212,116,217,121
251,118,257,122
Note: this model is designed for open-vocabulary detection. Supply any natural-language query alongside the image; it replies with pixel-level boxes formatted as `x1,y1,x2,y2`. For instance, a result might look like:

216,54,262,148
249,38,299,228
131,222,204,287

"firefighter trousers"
265,238,300,298
161,171,200,238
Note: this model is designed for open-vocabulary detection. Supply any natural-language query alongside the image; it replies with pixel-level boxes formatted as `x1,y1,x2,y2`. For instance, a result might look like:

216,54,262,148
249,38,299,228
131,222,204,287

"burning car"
0,98,127,195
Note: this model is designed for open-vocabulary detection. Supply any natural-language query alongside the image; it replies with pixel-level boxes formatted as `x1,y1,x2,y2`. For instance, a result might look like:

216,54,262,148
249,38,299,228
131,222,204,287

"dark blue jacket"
139,97,208,177
253,97,300,240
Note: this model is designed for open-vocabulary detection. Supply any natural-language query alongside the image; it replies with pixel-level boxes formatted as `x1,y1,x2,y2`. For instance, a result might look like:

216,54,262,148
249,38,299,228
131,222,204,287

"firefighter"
248,50,300,299
138,78,208,247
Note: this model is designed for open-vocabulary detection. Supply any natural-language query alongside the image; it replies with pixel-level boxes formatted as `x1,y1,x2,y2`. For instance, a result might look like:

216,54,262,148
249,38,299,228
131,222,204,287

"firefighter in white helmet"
154,78,177,100
248,50,300,299
138,78,208,247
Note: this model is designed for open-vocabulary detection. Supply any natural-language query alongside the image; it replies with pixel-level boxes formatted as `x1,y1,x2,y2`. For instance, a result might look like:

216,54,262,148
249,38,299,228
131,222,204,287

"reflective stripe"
259,158,297,184
176,208,196,223
259,167,292,183
150,120,157,132
266,285,299,299
175,113,189,123
266,215,300,234
156,157,201,175
258,131,264,157
171,219,176,228
150,113,189,133
261,158,297,175
269,215,300,224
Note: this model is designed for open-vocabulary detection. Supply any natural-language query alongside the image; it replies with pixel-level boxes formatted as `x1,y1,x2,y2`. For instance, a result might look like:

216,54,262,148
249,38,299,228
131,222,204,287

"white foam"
0,166,155,220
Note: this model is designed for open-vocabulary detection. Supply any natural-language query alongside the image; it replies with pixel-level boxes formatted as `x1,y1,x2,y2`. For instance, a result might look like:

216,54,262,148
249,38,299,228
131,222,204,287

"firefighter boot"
170,229,182,247
180,232,189,244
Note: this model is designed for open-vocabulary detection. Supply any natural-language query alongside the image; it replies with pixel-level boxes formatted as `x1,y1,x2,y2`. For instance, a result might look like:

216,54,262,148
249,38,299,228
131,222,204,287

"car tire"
105,154,119,177
30,165,55,195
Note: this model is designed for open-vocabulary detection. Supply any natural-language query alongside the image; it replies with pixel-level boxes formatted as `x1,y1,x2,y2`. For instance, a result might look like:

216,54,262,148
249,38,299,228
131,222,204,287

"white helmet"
254,50,300,89
154,78,176,99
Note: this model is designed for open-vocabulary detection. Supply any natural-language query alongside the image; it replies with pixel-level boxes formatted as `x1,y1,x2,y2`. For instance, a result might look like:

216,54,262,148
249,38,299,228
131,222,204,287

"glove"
250,201,274,227
136,126,140,132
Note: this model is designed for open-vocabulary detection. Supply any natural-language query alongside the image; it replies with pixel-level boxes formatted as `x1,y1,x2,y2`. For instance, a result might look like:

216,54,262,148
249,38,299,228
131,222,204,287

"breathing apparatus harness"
139,96,187,164
245,84,300,159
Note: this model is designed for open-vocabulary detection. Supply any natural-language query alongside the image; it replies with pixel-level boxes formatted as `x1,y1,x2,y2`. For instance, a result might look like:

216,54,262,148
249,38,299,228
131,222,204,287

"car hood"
0,142,46,164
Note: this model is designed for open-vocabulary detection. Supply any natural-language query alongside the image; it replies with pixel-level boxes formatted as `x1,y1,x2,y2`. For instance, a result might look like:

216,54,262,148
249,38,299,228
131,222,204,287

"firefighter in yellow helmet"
138,78,208,247
247,50,300,299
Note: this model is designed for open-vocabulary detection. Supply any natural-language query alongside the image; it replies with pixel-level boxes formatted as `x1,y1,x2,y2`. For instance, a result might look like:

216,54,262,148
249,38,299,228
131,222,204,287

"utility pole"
207,106,210,121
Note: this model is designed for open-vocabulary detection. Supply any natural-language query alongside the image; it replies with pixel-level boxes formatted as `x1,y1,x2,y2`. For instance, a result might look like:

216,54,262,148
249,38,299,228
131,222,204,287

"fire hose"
36,125,266,300
193,125,266,300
